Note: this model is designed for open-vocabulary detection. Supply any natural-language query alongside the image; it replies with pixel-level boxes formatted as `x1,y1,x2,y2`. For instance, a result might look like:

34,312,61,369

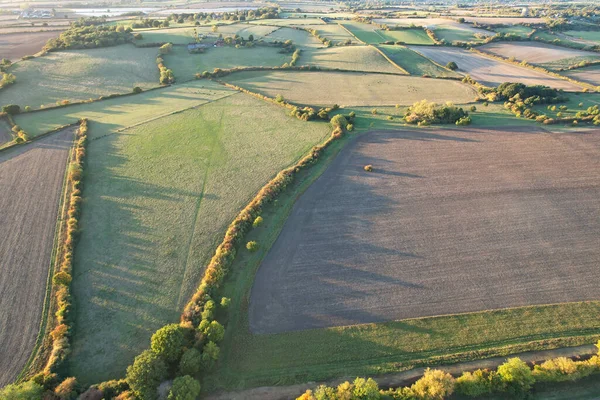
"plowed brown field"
250,127,600,334
0,127,74,385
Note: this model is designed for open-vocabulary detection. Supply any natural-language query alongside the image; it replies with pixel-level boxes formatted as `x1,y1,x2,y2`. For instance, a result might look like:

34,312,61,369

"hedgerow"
298,343,600,400
404,100,469,125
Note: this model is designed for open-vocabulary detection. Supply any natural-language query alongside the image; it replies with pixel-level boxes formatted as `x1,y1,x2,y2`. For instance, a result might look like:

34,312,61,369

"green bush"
411,368,455,400
446,61,458,70
126,350,168,400
0,381,44,400
405,100,468,125
159,43,173,54
2,104,20,115
168,376,201,400
455,369,494,397
179,348,203,376
133,86,143,94
201,341,220,368
150,324,186,364
330,114,348,129
497,358,535,397
246,241,259,252
203,320,225,343
252,216,263,228
220,297,231,308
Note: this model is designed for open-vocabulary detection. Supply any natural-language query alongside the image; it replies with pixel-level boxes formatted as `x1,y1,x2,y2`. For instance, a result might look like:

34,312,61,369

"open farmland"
67,93,331,384
379,29,433,45
135,24,278,45
0,127,74,386
434,25,493,43
264,27,323,47
223,70,476,106
0,119,11,146
302,24,355,45
409,46,584,90
563,30,600,45
0,31,63,60
562,65,600,87
250,127,600,334
249,18,326,26
301,45,405,74
479,42,600,70
0,45,159,109
493,25,535,37
13,80,233,138
460,16,546,24
377,45,461,77
164,46,290,81
340,22,390,43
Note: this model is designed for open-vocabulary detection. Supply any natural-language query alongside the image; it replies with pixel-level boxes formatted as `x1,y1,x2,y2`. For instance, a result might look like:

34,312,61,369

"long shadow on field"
250,130,451,334
67,127,206,384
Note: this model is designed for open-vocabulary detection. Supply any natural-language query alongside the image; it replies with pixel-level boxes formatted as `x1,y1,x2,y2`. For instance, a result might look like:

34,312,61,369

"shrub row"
156,54,175,85
298,342,600,400
424,29,442,45
44,25,133,51
469,48,596,91
404,100,470,126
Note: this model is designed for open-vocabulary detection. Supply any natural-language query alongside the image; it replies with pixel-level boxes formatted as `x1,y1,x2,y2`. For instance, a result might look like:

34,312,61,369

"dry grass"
222,70,477,107
301,45,405,74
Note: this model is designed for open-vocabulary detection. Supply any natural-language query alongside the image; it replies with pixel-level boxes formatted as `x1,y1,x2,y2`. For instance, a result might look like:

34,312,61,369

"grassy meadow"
376,45,461,77
164,46,291,81
301,46,405,74
264,27,324,48
66,92,332,384
303,24,356,45
493,25,535,37
0,45,159,109
14,81,234,138
135,24,278,45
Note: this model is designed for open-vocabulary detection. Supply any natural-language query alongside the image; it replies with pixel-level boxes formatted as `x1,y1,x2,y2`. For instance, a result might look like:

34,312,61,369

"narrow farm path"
206,344,597,400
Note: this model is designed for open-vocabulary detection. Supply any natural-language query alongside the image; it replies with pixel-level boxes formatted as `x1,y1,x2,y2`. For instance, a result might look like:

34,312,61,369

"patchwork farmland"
1,3,600,400
0,127,74,386
409,46,584,90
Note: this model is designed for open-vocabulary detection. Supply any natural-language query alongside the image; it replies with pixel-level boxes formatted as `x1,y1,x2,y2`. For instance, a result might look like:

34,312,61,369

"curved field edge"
65,93,332,384
204,128,600,392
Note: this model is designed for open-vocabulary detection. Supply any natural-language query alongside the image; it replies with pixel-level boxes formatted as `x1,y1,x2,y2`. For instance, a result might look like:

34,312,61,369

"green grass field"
13,81,234,138
135,24,278,45
303,24,356,45
264,27,323,48
379,29,434,45
0,45,159,109
494,25,534,37
532,31,589,50
563,30,600,43
164,46,291,82
249,18,326,26
376,45,461,77
538,56,600,71
223,70,476,107
65,92,332,384
532,92,600,119
301,46,404,74
201,120,600,391
434,26,490,43
340,21,389,43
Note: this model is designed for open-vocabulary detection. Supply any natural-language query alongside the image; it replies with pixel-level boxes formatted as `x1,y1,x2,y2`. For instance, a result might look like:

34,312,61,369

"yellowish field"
223,70,477,106
301,46,405,74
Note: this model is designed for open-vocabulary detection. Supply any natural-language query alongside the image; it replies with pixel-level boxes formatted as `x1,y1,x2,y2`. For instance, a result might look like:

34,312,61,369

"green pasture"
265,27,323,48
563,30,600,43
164,46,290,82
0,45,159,109
135,24,277,45
303,23,355,44
531,92,600,119
66,92,331,384
434,26,490,43
13,81,233,138
493,25,534,37
376,45,461,77
340,21,389,43
538,56,600,71
249,18,326,26
301,45,404,74
532,31,589,50
380,29,434,45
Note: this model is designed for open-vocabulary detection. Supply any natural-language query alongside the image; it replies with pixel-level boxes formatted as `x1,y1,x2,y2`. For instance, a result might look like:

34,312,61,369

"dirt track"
250,127,600,334
0,128,74,385
409,46,583,90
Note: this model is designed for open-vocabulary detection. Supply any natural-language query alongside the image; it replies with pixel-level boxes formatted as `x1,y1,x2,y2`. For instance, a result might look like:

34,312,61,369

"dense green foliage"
404,100,469,125
167,376,201,400
45,25,133,51
150,324,187,364
0,381,44,400
126,350,168,400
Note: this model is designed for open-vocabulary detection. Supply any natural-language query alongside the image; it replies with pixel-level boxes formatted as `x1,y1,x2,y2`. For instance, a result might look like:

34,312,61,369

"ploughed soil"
250,127,600,334
0,30,63,60
0,127,74,385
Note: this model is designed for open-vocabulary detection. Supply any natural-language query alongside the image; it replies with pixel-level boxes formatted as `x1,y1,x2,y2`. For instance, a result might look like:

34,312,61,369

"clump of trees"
446,61,458,71
0,72,15,89
404,100,469,125
157,56,175,84
44,24,133,51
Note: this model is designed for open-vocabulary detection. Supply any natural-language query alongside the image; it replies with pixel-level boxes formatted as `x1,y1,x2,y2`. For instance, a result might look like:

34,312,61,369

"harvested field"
408,46,583,90
223,70,476,106
0,45,159,109
562,65,600,87
0,127,74,386
479,42,600,69
301,46,404,74
0,30,63,60
377,45,461,77
250,127,600,334
67,93,331,384
461,17,546,25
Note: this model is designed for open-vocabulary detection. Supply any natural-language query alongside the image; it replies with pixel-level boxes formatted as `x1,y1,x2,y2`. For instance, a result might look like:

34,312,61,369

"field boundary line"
0,121,79,155
337,23,366,44
88,91,239,142
15,125,78,382
176,110,224,309
370,45,410,74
